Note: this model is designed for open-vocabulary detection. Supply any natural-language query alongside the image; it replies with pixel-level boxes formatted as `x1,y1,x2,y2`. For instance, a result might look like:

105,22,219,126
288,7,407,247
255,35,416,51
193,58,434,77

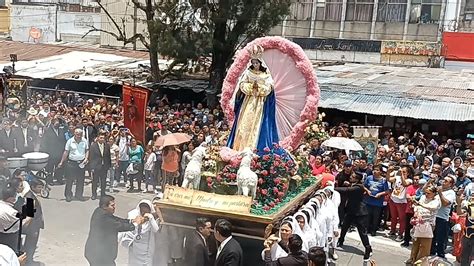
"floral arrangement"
304,113,329,143
220,36,320,151
252,144,297,211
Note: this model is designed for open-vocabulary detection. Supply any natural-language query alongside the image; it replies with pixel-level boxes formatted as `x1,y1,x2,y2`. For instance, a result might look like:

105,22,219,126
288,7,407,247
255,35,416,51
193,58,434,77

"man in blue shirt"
455,168,471,189
363,164,390,236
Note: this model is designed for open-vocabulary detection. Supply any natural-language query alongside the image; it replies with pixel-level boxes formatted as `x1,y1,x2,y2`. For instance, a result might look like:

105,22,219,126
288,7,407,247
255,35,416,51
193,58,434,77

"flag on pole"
122,84,149,145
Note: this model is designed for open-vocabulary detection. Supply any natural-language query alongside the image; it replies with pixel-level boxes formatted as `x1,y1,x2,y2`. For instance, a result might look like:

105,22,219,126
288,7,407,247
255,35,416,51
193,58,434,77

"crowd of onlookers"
0,90,473,265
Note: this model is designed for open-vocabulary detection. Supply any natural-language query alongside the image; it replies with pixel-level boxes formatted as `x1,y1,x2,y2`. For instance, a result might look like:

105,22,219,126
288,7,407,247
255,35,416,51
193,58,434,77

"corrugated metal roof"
319,89,474,121
317,63,474,121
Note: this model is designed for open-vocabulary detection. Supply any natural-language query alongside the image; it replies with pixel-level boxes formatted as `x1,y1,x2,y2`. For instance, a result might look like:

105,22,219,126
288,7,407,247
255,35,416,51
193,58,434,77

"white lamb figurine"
237,147,258,198
181,146,207,190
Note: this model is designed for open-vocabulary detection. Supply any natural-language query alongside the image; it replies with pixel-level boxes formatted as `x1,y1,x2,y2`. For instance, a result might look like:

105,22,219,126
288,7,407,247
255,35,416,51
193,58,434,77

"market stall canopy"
317,63,474,121
321,137,364,151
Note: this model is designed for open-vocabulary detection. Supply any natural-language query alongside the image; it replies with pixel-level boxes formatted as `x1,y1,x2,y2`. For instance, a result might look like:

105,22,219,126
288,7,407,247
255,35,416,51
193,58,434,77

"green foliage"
152,0,291,76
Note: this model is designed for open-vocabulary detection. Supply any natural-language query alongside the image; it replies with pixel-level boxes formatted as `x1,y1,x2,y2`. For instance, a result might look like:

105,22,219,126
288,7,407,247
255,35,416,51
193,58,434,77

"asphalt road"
32,182,433,266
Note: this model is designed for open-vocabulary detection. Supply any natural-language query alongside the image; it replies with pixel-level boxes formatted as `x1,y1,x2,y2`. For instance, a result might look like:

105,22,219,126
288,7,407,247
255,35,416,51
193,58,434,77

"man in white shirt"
115,128,131,187
59,128,89,202
0,187,31,251
0,244,26,266
430,175,456,258
214,219,243,266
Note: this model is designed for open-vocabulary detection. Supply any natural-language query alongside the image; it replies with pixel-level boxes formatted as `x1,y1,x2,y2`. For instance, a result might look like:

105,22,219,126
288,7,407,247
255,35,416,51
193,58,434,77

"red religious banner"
122,84,149,145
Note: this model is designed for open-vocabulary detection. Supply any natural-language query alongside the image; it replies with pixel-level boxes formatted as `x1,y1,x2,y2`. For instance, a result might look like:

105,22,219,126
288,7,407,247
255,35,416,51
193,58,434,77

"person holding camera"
119,199,160,266
405,185,440,264
0,186,32,251
263,234,307,266
23,179,44,266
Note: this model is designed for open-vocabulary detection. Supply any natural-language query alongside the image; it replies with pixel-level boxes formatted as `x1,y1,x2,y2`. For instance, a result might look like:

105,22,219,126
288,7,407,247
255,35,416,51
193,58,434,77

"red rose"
274,161,280,167
263,205,270,211
258,178,264,185
269,201,275,207
273,187,279,194
274,178,281,185
278,192,285,198
216,175,222,182
230,173,237,180
206,177,212,183
261,189,268,195
262,170,269,176
263,147,271,153
263,155,270,161
275,198,281,203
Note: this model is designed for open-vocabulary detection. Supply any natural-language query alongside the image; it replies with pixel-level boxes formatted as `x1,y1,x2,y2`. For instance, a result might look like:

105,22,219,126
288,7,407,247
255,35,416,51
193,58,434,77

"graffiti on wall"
74,15,94,28
293,38,382,53
381,40,441,56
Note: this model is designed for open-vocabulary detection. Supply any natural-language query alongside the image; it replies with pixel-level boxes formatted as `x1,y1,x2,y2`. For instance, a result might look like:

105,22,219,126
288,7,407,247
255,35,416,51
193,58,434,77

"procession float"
156,36,327,264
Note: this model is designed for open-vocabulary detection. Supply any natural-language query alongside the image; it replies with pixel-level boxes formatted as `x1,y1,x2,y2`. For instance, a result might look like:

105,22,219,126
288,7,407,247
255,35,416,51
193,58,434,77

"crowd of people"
0,90,473,265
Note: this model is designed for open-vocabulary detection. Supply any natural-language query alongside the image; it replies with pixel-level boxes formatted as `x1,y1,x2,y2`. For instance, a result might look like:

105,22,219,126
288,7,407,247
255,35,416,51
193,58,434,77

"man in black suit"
81,118,97,145
89,132,111,200
23,178,45,265
214,219,243,266
41,118,66,184
15,118,38,155
0,120,18,156
184,217,212,266
85,195,142,266
264,234,308,266
335,172,372,261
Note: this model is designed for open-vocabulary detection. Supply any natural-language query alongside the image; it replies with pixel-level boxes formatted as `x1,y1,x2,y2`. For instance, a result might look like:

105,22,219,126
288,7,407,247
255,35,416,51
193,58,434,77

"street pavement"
32,182,448,265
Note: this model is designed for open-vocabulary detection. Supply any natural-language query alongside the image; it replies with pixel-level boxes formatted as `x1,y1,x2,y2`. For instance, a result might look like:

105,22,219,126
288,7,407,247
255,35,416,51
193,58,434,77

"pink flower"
261,189,268,196
275,198,281,203
269,201,275,207
263,147,271,153
206,177,212,183
216,175,222,182
273,187,279,194
262,170,269,176
258,178,264,185
263,205,270,211
274,178,281,185
230,173,237,180
278,192,285,198
207,183,212,188
274,161,280,167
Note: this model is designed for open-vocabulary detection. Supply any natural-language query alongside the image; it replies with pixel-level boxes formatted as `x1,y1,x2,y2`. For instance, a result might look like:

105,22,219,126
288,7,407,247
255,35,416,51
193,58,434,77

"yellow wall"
0,8,10,34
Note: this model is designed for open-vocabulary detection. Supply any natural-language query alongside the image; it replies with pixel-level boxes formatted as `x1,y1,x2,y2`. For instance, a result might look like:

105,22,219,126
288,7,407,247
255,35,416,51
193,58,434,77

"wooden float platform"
156,177,321,239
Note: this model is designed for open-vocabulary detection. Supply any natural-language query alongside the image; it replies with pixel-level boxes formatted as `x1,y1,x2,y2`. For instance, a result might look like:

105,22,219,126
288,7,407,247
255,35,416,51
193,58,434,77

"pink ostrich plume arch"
220,36,320,150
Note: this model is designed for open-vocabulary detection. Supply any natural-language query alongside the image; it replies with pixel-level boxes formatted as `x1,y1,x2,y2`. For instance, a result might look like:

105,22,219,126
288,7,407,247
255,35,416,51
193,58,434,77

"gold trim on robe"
233,69,274,151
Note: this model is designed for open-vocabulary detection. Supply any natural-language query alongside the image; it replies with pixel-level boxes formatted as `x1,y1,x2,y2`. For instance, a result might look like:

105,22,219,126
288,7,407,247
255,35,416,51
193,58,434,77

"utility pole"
133,3,138,50
55,3,59,42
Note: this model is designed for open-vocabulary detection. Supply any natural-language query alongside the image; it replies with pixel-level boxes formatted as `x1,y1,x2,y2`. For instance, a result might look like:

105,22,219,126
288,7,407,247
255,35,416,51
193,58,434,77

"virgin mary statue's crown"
250,45,264,60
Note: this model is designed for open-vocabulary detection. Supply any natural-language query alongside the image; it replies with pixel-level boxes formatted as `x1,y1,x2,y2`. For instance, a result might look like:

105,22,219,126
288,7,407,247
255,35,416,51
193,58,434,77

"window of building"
346,0,374,21
377,0,407,22
289,0,313,20
409,0,442,23
325,0,344,21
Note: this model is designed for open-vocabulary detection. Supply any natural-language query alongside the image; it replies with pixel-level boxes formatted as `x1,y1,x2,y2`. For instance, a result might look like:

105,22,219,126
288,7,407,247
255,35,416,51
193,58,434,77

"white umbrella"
321,137,363,151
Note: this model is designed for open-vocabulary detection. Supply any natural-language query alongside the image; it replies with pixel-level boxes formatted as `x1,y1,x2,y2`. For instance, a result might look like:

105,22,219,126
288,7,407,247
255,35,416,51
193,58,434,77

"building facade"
8,0,101,43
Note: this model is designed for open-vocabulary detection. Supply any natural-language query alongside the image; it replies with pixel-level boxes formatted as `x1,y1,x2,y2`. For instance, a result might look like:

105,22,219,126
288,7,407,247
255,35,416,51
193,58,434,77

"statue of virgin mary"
227,45,279,152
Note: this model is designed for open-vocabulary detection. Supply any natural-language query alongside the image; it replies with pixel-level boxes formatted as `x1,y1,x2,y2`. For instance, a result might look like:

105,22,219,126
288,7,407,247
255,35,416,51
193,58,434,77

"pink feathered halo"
220,36,320,150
